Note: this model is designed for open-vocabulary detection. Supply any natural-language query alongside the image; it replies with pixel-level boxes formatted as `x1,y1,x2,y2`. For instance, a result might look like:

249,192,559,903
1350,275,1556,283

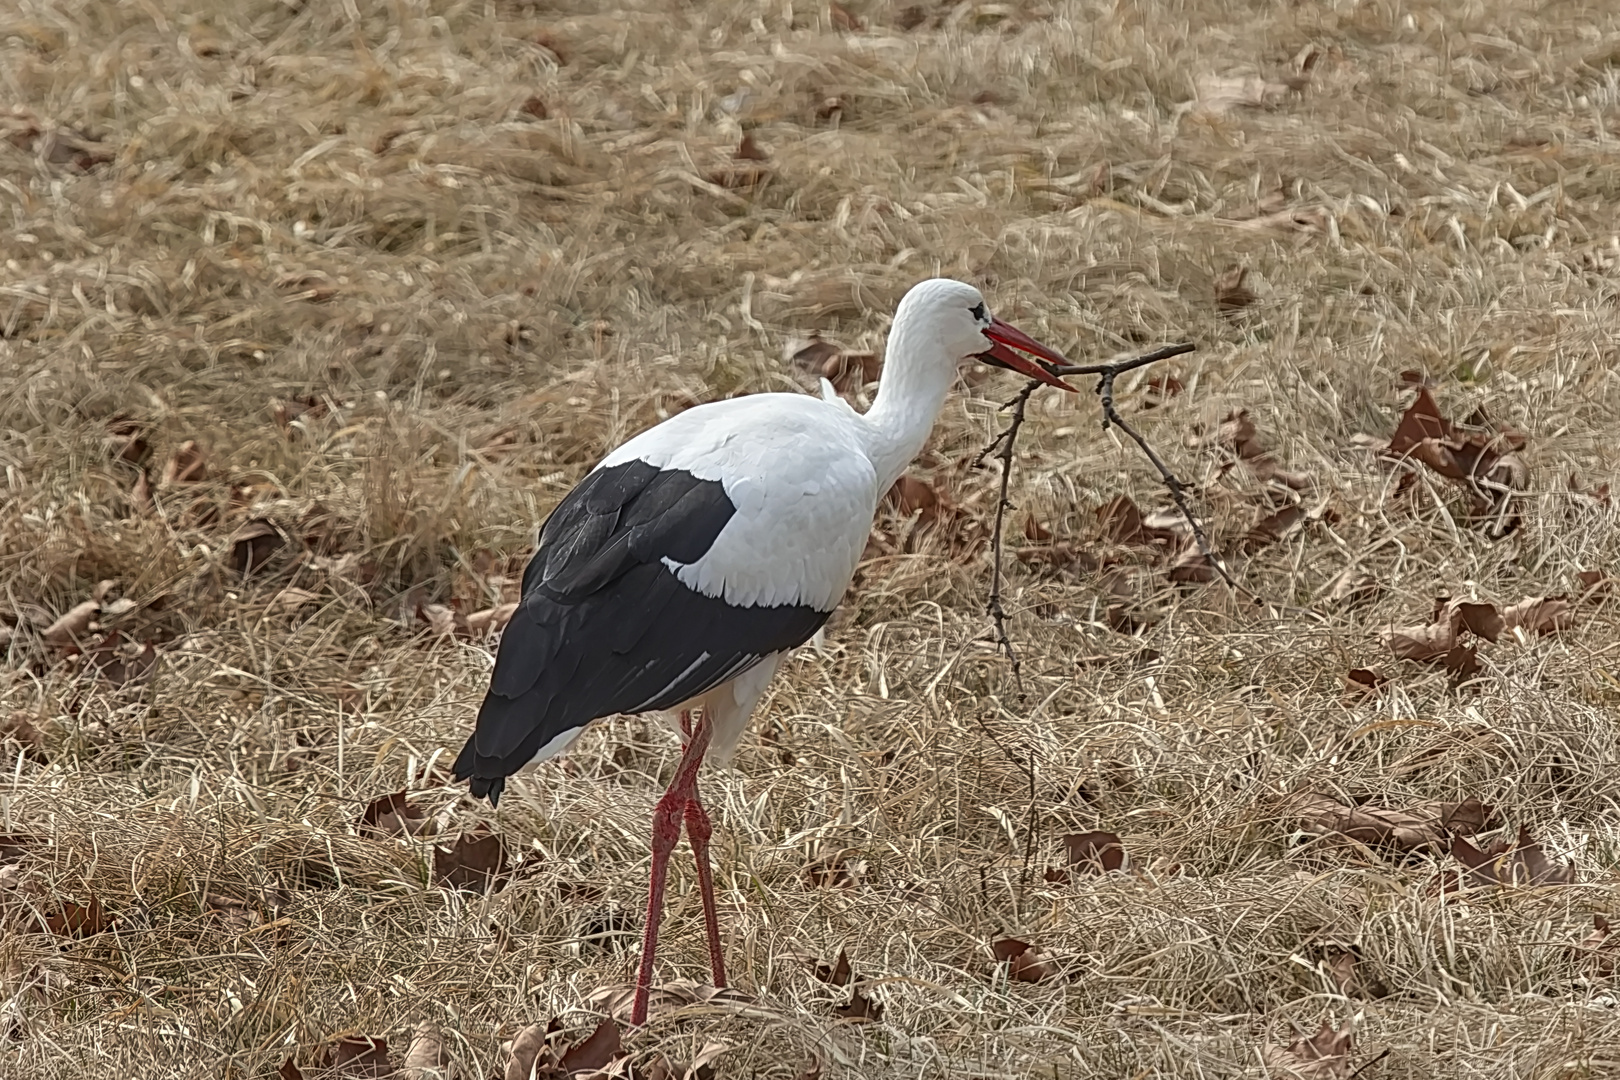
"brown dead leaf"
1442,642,1480,679
1573,914,1617,978
815,948,852,987
1242,504,1305,551
1261,1022,1353,1079
1499,595,1571,637
1141,374,1183,409
434,825,508,892
229,518,286,577
1063,830,1126,874
1213,264,1257,312
1201,409,1310,488
504,1022,557,1080
804,852,863,889
1167,541,1216,584
1,712,48,761
280,1059,305,1080
1322,946,1390,999
84,632,157,687
323,1035,394,1079
559,1020,623,1074
359,791,433,839
161,440,208,485
787,335,882,393
1384,607,1460,662
1095,497,1187,549
1022,516,1051,542
991,938,1055,983
42,600,99,647
1290,792,1496,853
1343,668,1384,697
44,894,112,938
103,416,151,464
1450,825,1577,889
520,95,548,119
202,893,262,933
400,1018,449,1080
1576,570,1610,596
834,983,883,1021
1453,601,1504,642
887,476,942,523
1388,387,1452,455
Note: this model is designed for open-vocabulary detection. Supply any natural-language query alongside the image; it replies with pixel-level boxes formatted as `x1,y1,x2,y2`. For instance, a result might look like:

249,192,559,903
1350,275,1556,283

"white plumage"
453,276,1072,1026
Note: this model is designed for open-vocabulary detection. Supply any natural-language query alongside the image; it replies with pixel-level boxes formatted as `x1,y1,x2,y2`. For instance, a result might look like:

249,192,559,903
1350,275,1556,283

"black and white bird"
453,277,1072,1024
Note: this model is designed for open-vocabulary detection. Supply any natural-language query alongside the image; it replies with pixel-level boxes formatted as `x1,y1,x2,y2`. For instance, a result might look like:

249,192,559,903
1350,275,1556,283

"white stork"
453,277,1072,1024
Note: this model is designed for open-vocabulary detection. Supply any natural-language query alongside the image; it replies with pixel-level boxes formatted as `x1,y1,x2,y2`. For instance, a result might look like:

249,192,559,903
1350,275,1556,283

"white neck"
859,317,956,491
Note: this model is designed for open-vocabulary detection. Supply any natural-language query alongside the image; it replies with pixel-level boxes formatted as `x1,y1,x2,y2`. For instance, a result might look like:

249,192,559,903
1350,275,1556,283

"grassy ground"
4,0,1620,1076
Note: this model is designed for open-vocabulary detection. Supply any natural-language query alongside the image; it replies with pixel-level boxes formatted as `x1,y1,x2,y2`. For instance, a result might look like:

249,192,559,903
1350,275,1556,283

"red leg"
631,710,713,1026
684,786,727,989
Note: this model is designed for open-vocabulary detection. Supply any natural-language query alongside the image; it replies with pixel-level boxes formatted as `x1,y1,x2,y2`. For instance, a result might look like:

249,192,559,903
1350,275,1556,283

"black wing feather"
455,460,829,804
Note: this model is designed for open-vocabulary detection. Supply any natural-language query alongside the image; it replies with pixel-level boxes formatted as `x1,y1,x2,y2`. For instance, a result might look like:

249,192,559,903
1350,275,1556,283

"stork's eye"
969,302,987,322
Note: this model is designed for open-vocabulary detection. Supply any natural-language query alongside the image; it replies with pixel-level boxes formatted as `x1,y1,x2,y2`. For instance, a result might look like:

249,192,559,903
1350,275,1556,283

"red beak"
979,317,1075,391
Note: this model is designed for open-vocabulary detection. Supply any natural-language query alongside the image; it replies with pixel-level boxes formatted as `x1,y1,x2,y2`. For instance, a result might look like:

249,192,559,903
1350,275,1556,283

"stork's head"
894,278,1075,390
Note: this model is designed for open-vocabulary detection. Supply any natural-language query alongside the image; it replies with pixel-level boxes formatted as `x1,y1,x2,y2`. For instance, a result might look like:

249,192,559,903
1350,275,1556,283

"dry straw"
3,0,1620,1076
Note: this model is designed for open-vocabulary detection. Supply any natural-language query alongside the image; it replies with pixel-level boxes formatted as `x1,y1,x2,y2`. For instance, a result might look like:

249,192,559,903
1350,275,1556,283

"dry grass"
4,0,1620,1076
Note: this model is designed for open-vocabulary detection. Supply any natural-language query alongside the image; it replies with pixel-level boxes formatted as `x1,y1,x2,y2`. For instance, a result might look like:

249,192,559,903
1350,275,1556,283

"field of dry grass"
5,0,1620,1076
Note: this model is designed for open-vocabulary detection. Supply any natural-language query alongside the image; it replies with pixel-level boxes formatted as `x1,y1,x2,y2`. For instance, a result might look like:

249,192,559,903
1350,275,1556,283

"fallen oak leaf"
1499,595,1571,637
559,1020,623,1074
1575,570,1610,597
1289,792,1496,853
1343,668,1384,697
1063,830,1126,874
1450,825,1577,888
1384,607,1461,662
44,894,112,938
229,518,286,577
1572,914,1617,978
834,983,883,1021
160,439,208,485
1213,265,1257,313
401,1017,450,1080
359,791,433,839
814,948,852,987
1242,503,1305,551
887,476,943,523
1,713,48,761
324,1035,394,1079
504,1021,559,1080
1166,541,1216,584
433,825,508,892
83,632,157,687
1260,1021,1354,1079
991,937,1055,983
